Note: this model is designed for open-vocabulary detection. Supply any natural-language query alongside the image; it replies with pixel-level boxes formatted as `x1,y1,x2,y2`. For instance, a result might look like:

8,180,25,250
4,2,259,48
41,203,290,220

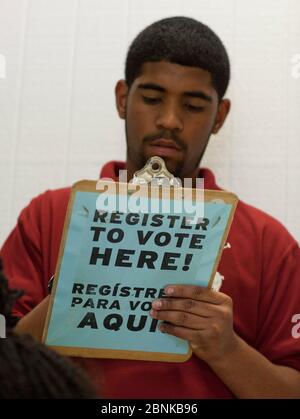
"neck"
125,160,137,183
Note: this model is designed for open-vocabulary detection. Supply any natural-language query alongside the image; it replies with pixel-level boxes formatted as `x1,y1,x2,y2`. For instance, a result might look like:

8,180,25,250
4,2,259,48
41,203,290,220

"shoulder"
27,187,71,207
15,187,72,241
232,199,298,259
20,187,71,219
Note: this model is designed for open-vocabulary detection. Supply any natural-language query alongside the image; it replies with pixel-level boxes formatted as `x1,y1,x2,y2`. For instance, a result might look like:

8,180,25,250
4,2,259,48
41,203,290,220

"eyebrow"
138,83,165,92
137,83,212,102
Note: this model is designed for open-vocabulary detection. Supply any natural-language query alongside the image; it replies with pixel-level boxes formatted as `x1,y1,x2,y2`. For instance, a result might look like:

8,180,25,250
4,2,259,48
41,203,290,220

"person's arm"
208,333,300,399
150,285,300,399
14,295,50,342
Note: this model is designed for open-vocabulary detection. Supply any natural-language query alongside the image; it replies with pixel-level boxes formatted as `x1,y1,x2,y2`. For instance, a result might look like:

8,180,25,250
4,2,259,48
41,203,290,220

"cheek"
189,115,215,140
127,107,153,139
127,114,142,140
187,123,210,144
184,121,214,159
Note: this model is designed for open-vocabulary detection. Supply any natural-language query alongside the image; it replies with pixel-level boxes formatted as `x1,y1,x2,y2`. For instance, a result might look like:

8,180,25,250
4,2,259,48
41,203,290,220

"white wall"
0,0,299,246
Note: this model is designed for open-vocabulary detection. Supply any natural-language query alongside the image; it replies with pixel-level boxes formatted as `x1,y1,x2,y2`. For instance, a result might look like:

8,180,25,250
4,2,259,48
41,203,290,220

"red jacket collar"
100,161,219,190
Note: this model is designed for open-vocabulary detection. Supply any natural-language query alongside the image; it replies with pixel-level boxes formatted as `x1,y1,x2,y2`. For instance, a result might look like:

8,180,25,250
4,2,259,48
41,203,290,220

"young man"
1,17,300,398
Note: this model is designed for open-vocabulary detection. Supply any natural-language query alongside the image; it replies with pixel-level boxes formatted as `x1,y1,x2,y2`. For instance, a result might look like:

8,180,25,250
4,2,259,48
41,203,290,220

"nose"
156,101,183,132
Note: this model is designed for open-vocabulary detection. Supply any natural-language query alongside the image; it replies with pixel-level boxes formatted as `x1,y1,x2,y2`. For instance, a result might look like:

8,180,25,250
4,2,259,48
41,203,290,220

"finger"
160,322,201,342
164,284,230,305
152,298,218,318
150,308,211,330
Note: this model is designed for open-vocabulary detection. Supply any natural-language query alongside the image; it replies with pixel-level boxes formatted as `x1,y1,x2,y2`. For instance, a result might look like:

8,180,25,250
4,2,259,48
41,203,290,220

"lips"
150,138,181,150
147,138,182,158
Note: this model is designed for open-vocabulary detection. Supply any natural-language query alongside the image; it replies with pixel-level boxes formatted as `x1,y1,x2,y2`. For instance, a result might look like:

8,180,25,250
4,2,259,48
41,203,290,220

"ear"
115,80,129,119
212,99,231,134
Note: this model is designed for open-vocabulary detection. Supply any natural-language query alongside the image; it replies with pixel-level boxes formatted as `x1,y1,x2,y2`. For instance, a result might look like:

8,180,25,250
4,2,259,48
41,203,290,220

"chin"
161,158,184,178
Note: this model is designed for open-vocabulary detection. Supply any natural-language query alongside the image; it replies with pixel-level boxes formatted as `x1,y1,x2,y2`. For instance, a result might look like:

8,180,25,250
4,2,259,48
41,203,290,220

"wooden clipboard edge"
42,179,238,359
206,192,238,288
42,184,79,344
47,344,193,363
77,179,238,203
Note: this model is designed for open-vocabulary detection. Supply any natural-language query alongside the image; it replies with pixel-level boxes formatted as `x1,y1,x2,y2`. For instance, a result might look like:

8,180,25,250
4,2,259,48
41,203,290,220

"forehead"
132,61,216,97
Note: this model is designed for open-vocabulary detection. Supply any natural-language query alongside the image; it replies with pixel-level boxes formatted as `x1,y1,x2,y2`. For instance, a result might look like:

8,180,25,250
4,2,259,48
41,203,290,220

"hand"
14,295,50,342
150,284,238,365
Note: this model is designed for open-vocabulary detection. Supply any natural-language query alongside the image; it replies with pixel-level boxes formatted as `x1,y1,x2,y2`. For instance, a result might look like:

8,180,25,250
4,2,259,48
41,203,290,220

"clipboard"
43,157,238,362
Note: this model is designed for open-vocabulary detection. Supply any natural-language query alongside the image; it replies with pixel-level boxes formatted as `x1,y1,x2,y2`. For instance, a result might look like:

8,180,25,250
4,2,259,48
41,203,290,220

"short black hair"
125,16,230,99
0,259,23,330
0,333,96,399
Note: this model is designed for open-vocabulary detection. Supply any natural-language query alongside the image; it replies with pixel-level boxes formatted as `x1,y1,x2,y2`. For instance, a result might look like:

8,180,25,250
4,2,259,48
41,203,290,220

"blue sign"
44,185,236,361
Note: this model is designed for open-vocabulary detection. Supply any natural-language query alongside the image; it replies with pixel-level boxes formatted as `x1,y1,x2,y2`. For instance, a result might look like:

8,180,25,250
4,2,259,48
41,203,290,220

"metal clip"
132,156,181,187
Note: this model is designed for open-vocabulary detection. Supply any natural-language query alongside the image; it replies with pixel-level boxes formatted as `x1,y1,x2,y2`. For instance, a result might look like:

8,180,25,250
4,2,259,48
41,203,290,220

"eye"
185,103,205,113
142,96,161,105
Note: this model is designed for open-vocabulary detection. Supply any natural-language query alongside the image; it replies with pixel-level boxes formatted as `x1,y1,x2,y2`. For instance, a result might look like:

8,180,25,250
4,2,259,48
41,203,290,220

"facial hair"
125,117,211,179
